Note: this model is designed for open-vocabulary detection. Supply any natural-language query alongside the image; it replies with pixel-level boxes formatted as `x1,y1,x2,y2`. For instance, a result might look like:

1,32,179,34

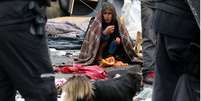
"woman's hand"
115,37,121,45
103,25,115,35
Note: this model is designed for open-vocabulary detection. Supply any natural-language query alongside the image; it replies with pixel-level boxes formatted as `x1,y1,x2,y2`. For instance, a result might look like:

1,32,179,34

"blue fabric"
108,40,117,55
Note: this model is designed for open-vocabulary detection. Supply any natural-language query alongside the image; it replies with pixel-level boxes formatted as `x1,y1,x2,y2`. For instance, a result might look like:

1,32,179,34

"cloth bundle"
100,56,128,68
54,64,107,80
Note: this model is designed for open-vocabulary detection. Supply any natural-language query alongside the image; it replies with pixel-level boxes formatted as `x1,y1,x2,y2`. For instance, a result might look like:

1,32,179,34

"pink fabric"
55,64,107,80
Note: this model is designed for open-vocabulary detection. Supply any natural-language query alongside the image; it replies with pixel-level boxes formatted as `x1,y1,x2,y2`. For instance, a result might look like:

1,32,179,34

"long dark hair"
101,2,117,25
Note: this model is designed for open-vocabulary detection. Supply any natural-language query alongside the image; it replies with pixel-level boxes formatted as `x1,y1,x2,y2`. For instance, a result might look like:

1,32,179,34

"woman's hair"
101,2,117,25
62,75,95,101
101,2,119,35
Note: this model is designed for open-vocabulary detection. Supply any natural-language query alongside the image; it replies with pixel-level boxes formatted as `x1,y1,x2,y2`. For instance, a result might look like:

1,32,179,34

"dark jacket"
0,1,34,26
154,0,192,16
0,0,49,26
153,0,198,39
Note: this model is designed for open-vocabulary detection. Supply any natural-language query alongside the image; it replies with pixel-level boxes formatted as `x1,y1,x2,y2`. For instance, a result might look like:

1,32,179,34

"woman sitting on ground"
76,2,139,65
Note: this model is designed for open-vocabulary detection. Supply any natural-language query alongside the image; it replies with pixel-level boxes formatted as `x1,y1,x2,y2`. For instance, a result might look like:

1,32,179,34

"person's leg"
96,41,108,60
152,33,170,101
141,2,156,84
141,2,156,71
152,34,192,101
0,27,57,101
0,66,16,101
108,40,117,55
114,44,131,63
172,74,200,101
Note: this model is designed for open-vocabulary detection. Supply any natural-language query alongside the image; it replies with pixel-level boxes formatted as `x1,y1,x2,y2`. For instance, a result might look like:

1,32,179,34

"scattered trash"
15,93,24,101
49,48,66,56
133,86,153,101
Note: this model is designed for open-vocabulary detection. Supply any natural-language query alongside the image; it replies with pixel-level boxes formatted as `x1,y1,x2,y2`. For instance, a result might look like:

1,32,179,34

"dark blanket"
93,70,142,101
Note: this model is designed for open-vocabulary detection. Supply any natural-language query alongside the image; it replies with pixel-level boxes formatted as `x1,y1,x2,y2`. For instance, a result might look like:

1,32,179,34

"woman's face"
103,9,113,24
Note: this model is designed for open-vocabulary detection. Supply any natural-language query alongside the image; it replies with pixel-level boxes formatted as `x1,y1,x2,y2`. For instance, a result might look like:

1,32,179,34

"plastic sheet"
122,0,142,40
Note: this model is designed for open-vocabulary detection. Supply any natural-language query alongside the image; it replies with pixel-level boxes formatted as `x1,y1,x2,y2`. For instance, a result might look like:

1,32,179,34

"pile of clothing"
54,64,107,80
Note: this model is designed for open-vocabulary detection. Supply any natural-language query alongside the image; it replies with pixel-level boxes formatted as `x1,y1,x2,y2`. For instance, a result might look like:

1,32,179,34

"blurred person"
0,0,57,101
152,0,200,101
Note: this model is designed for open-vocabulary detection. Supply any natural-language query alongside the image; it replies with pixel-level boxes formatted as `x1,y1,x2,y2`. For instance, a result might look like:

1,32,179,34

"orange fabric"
100,56,128,68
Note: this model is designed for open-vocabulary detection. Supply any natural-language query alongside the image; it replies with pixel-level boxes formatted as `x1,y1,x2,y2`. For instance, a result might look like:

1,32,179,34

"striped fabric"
76,9,141,65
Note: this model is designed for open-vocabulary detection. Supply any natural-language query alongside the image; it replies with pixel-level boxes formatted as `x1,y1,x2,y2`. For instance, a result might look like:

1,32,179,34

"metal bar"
41,73,75,79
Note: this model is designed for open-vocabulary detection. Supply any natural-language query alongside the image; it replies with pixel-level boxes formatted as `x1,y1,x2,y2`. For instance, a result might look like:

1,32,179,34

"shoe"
143,70,155,85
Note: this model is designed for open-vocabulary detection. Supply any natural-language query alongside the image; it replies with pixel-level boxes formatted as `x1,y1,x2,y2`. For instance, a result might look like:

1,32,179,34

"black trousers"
0,2,57,100
152,33,192,101
141,2,156,70
173,74,200,101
